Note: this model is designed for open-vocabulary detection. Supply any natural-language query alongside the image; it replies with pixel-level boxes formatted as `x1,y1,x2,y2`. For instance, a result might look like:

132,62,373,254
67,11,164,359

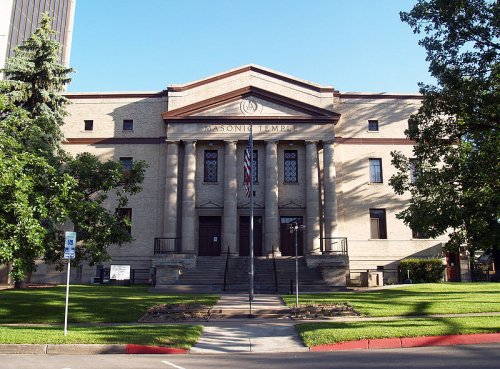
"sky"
67,0,434,93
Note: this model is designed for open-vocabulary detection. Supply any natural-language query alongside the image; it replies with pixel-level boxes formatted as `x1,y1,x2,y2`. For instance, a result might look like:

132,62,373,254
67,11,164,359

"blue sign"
64,232,76,259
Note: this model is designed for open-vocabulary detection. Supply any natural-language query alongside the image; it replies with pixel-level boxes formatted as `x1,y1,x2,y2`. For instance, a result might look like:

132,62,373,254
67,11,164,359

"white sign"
110,265,131,280
64,232,76,260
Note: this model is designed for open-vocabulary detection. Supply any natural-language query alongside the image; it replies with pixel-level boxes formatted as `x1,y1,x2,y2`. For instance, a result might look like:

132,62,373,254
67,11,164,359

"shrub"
400,258,445,283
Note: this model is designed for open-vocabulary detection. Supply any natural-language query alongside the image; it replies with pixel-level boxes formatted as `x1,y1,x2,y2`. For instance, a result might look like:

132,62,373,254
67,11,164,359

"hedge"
400,258,446,283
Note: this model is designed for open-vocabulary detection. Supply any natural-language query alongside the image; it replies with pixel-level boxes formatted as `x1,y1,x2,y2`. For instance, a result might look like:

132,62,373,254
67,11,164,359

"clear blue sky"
68,0,433,93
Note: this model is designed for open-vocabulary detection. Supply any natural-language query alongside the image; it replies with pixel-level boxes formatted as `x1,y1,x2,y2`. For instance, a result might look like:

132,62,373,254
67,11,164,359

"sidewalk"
191,294,306,353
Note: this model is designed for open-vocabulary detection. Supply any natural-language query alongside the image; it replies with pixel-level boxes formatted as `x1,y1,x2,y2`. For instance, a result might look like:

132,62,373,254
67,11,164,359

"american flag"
244,130,253,198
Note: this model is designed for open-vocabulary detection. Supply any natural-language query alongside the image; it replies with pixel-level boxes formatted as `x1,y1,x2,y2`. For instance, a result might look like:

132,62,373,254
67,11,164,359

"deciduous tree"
390,0,499,277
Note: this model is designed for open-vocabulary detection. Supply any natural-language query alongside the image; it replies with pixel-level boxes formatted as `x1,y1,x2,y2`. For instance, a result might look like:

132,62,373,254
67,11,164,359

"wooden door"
198,216,221,256
239,216,263,256
446,252,461,282
280,216,304,256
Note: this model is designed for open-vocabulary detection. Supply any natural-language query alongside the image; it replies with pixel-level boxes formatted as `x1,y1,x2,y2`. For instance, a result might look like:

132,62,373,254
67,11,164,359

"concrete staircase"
159,255,342,293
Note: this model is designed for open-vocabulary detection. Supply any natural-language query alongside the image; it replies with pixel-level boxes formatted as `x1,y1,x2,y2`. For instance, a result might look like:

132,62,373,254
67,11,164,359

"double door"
279,216,304,256
239,216,263,256
198,216,221,256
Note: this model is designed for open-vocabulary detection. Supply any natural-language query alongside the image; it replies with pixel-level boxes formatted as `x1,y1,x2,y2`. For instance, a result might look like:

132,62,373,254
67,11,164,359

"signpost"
64,231,76,336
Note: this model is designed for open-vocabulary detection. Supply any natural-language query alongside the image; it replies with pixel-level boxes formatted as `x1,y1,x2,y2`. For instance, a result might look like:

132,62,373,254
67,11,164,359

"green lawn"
0,285,218,323
282,283,500,317
297,316,500,347
0,324,203,348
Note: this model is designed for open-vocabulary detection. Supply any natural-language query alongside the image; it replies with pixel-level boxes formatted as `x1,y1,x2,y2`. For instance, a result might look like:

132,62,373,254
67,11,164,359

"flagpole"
249,125,254,309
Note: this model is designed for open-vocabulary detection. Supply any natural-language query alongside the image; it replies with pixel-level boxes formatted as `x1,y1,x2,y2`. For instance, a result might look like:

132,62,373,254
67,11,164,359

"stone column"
323,141,338,252
164,141,179,239
265,140,280,256
305,141,321,254
223,140,238,254
181,140,196,253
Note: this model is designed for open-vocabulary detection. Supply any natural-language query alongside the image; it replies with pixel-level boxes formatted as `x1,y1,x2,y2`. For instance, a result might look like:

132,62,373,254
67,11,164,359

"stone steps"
165,255,343,293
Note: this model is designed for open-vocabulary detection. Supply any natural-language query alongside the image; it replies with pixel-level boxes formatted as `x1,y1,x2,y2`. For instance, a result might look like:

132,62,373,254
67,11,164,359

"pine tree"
1,15,147,284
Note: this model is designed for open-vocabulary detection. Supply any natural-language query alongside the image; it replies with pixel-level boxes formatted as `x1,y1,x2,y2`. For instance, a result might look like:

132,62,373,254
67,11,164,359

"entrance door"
239,216,263,256
198,216,222,256
280,216,304,256
446,252,461,282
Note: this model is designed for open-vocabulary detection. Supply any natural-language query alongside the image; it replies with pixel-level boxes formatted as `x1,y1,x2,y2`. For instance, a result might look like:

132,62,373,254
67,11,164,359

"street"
1,344,499,369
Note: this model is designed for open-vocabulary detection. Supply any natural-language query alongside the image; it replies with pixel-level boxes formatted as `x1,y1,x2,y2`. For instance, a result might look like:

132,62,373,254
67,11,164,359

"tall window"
251,150,258,183
409,158,418,183
119,157,133,175
123,119,134,131
204,150,218,182
284,150,298,183
116,208,132,235
368,119,379,132
369,158,383,183
84,120,93,131
370,209,387,239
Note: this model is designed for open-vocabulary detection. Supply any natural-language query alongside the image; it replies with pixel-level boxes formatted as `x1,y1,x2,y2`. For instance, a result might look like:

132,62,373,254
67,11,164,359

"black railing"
223,246,231,291
154,237,181,254
321,237,348,255
272,245,278,293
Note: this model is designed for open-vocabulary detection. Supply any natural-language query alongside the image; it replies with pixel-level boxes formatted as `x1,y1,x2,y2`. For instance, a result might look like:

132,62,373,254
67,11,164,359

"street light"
289,222,306,307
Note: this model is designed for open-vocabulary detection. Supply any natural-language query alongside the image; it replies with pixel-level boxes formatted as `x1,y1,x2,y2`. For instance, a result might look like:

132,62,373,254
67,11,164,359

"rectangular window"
370,209,387,239
412,228,429,239
368,119,379,132
119,157,133,175
84,120,93,131
204,150,218,182
284,150,298,183
409,158,418,183
369,158,383,183
116,208,132,235
123,119,134,131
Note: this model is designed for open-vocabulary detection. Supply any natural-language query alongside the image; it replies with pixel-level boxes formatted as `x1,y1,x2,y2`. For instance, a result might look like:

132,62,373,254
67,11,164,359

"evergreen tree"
390,0,499,277
0,15,147,284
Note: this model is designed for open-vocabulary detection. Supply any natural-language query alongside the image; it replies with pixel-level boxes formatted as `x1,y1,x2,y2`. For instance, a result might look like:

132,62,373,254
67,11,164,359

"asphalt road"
1,344,499,369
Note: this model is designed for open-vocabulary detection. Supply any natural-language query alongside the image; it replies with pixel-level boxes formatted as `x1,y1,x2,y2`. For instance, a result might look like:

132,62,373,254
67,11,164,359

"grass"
296,316,500,347
0,324,203,348
282,283,500,317
0,285,218,323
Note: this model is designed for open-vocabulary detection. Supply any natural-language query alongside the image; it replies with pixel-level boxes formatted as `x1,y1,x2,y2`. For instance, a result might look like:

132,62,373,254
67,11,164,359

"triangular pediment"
163,86,340,122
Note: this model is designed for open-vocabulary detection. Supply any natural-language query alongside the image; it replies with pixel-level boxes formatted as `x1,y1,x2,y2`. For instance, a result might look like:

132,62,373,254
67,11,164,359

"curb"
311,333,500,351
125,344,188,354
0,344,187,355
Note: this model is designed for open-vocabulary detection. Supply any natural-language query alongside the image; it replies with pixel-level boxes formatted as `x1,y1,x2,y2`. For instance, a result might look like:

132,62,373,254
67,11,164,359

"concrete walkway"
191,294,307,353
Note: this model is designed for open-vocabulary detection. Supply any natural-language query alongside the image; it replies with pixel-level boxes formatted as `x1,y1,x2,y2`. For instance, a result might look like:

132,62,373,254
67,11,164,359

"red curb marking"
311,340,368,351
125,344,188,355
311,333,500,352
401,333,500,348
368,338,402,349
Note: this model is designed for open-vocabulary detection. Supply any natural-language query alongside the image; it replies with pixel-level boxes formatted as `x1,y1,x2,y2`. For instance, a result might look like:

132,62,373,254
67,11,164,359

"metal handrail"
154,238,181,254
320,237,348,255
223,246,230,291
272,245,278,293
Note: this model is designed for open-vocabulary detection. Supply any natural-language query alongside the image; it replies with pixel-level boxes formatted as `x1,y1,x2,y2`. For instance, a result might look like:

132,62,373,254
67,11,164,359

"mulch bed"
291,303,359,319
139,303,213,322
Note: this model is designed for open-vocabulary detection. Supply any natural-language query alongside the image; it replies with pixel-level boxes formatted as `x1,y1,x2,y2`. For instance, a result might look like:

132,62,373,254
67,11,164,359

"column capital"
305,140,318,145
323,140,335,145
224,139,238,144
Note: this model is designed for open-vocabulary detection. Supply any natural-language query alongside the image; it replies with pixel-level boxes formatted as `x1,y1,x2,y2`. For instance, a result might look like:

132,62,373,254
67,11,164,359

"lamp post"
290,222,306,307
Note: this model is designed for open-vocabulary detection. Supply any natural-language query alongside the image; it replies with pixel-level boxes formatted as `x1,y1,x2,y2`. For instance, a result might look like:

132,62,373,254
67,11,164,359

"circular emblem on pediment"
240,98,261,115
